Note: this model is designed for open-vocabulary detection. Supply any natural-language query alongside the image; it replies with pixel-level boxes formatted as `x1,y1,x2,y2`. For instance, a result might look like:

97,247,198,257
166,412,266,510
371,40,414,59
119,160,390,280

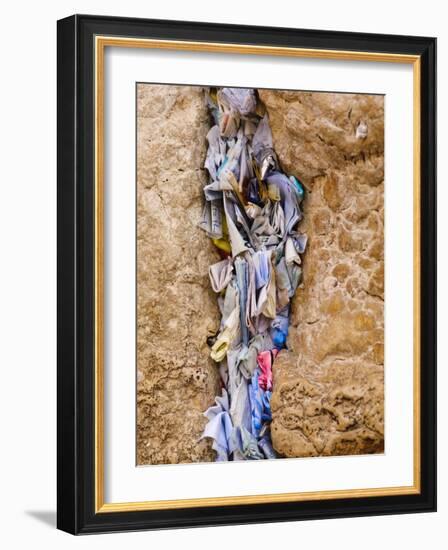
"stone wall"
259,90,385,457
136,84,221,465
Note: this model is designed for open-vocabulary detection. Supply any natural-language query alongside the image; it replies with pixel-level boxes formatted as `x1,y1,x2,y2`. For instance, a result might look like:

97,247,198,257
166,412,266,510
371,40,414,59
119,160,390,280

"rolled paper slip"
235,257,249,347
257,349,279,391
209,258,233,293
210,306,240,362
201,390,234,461
219,88,257,116
210,199,223,239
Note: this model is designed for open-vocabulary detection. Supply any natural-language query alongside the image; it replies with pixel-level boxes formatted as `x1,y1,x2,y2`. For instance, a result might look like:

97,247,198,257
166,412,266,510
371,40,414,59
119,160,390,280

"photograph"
136,84,385,465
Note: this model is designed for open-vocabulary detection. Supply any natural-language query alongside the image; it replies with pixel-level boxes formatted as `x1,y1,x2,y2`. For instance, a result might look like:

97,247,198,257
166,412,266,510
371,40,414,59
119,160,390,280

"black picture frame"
57,14,436,534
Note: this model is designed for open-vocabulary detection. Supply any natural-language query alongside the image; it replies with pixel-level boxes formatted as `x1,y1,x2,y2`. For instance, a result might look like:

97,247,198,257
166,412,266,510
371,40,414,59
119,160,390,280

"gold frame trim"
94,35,421,513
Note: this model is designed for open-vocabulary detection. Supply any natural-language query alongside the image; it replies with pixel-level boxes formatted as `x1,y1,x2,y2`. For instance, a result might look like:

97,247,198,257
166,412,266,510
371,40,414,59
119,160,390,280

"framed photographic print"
57,14,436,534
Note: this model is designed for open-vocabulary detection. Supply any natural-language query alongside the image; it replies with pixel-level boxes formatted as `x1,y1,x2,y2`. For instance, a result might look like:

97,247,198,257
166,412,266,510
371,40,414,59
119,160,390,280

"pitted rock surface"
259,90,384,457
136,84,221,465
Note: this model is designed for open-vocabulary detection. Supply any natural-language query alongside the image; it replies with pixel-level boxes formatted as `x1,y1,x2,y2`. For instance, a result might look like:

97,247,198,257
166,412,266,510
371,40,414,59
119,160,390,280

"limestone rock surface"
136,84,221,465
259,90,385,457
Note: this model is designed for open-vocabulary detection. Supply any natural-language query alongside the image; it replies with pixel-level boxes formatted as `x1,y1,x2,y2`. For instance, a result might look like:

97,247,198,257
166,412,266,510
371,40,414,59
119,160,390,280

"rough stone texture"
136,84,221,465
260,90,385,457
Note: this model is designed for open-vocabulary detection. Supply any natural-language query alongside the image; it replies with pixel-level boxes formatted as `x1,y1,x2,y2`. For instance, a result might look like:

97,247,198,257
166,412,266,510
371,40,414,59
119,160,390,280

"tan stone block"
136,85,220,465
